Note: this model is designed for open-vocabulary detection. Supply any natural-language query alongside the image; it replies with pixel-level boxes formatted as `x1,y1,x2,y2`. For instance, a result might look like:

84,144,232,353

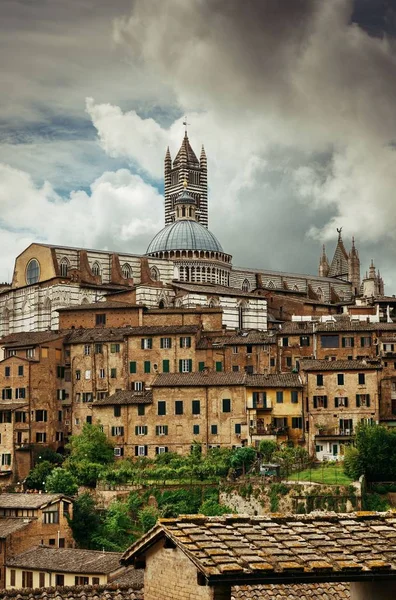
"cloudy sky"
1,0,396,291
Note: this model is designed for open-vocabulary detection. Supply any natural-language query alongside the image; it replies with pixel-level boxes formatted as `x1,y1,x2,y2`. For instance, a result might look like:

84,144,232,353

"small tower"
318,245,329,277
348,236,360,296
362,259,385,298
164,123,208,228
328,228,349,280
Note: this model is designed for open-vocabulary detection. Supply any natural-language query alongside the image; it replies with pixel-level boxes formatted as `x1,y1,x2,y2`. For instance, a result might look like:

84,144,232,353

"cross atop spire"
182,116,190,136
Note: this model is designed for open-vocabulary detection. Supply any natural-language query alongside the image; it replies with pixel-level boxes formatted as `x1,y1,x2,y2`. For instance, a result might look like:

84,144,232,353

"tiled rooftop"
65,325,199,344
7,547,123,574
0,331,65,348
210,332,277,346
232,582,350,599
123,513,396,584
0,401,28,411
152,372,246,387
300,360,381,372
0,584,143,600
246,374,302,388
93,390,153,406
0,518,32,538
0,493,68,509
57,301,142,312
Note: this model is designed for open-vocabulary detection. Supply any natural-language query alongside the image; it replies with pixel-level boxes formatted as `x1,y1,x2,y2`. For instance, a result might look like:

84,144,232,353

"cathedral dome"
146,219,224,254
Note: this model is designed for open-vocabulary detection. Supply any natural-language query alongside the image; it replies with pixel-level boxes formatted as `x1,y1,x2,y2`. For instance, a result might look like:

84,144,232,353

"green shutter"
164,425,168,435
156,426,159,435
144,361,151,373
188,359,193,372
179,359,183,373
198,362,205,372
130,361,137,374
215,361,223,372
135,426,138,435
163,360,170,373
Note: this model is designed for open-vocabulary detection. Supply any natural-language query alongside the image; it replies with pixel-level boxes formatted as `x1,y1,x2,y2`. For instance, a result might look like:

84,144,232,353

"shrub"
343,446,361,480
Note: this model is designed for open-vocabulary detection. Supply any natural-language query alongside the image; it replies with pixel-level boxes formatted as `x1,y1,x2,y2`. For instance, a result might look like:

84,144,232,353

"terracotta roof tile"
0,584,143,600
0,518,32,538
152,372,246,387
231,582,350,599
246,374,302,388
65,326,199,344
123,513,396,583
93,391,153,406
7,547,123,574
300,360,381,371
0,331,65,348
0,493,69,509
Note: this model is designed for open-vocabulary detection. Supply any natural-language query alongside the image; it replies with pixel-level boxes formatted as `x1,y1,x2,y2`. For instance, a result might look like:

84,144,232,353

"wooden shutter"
366,394,370,407
323,396,328,408
313,396,317,408
163,360,170,373
356,394,360,407
188,359,193,372
130,361,136,374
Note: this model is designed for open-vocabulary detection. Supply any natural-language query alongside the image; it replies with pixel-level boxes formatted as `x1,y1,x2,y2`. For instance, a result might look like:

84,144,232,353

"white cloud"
0,164,163,282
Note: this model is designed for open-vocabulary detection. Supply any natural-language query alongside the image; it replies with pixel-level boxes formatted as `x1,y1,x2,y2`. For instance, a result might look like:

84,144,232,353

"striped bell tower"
164,128,208,228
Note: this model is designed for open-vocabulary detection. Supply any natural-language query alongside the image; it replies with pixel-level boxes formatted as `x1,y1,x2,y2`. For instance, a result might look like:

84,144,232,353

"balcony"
315,428,354,439
252,425,289,437
247,399,272,410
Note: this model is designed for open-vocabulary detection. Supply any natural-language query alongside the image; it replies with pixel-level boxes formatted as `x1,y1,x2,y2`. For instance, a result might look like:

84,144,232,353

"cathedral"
0,131,384,335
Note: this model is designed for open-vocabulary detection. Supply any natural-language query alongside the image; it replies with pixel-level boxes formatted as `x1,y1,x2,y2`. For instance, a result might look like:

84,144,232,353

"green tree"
68,493,102,549
354,423,396,481
138,506,159,533
35,447,63,465
199,498,232,516
92,500,136,551
45,468,78,496
65,423,114,486
230,447,257,474
25,461,55,491
259,440,277,462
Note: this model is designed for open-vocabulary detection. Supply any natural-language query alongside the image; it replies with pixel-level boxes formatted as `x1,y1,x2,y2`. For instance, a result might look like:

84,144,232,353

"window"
135,425,148,435
158,401,166,416
55,574,64,586
252,392,267,408
291,390,299,404
270,357,276,367
97,391,108,400
286,356,292,368
85,369,91,380
16,388,26,399
337,373,344,386
198,362,205,372
300,336,310,347
235,423,241,434
192,400,201,415
291,417,303,429
144,361,151,373
315,445,324,453
76,369,81,380
99,368,105,379
341,337,354,348
43,510,59,524
60,258,69,278
156,446,168,454
92,577,100,585
111,368,117,379
94,343,103,354
222,398,231,413
211,424,218,435
56,432,64,442
5,366,10,377
58,411,62,422
232,365,240,372
26,258,40,285
135,445,148,456
215,361,223,372
122,263,132,279
179,359,192,373
141,338,153,349
313,395,328,408
84,344,91,356
114,447,124,457
111,426,124,436
162,359,170,373
36,432,47,443
175,400,183,415
1,454,11,466
26,348,35,359
358,373,366,385
18,365,24,376
95,314,106,326
232,346,239,354
7,350,16,357
22,571,33,588
246,345,253,354
156,425,168,435
110,343,120,353
2,388,12,400
160,337,172,349
114,405,121,417
320,335,339,348
282,337,289,347
10,569,16,587
0,411,11,423
82,392,93,403
39,572,45,588
316,374,324,386
276,391,283,404
75,576,89,586
356,394,370,407
180,337,191,348
361,336,371,348
36,410,48,422
15,411,26,423
134,381,144,391
130,361,137,374
335,396,348,407
193,424,200,435
339,418,353,434
57,389,66,401
137,405,145,416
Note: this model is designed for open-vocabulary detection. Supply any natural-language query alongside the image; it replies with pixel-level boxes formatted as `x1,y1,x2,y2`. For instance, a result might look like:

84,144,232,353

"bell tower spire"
164,121,208,228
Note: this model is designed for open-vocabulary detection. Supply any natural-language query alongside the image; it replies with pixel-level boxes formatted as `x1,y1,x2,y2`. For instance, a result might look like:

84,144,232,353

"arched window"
238,301,247,330
150,266,160,281
158,300,165,309
316,287,324,301
81,297,89,304
26,259,40,285
92,262,101,278
59,257,69,278
242,279,250,292
122,263,132,279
